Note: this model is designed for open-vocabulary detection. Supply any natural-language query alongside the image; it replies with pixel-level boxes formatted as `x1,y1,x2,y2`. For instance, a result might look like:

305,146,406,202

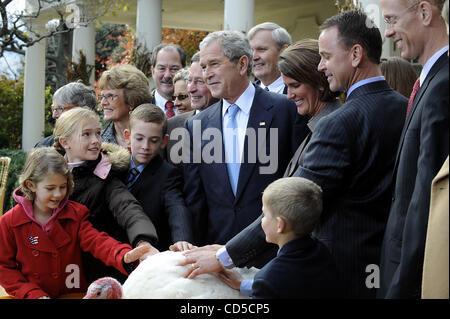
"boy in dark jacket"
217,177,340,298
123,103,194,251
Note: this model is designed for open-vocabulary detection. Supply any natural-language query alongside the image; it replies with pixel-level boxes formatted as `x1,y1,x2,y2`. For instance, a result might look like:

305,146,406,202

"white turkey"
84,250,258,299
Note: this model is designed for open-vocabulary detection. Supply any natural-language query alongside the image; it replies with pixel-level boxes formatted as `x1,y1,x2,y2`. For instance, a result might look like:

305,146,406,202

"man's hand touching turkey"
178,245,224,279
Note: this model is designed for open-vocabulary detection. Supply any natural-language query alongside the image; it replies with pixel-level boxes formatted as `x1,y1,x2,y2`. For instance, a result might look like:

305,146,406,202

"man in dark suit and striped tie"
150,43,187,118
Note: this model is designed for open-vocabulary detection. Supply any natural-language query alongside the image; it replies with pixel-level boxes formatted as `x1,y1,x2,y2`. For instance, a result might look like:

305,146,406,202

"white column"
224,0,254,33
358,0,395,58
136,0,162,51
22,37,46,151
72,22,95,84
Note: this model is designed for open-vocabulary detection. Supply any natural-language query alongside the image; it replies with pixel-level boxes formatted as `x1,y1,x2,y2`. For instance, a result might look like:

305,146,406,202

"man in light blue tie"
224,104,240,195
181,30,306,251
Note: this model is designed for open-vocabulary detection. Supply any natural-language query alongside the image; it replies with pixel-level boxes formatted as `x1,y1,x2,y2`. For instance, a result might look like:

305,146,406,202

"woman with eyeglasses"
98,64,152,148
172,68,193,114
34,80,97,149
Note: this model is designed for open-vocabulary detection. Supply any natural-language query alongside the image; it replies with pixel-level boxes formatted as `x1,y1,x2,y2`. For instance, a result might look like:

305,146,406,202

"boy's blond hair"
19,147,74,200
129,103,167,136
53,108,100,151
262,177,323,237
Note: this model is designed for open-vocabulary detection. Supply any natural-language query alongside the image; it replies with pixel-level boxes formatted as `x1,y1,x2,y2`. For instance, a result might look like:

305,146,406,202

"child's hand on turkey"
124,244,153,263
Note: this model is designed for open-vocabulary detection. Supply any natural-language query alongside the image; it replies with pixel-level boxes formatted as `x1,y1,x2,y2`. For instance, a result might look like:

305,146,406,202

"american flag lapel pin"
28,236,39,245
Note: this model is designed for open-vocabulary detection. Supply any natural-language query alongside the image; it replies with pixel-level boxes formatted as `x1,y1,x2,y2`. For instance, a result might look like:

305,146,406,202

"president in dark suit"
179,14,406,299
182,31,307,247
379,0,449,299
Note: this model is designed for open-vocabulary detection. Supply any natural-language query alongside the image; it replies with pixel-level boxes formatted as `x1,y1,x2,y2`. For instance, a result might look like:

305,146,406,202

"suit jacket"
251,236,340,299
226,99,341,268
293,80,407,298
183,84,307,245
284,99,341,176
163,110,196,168
128,154,194,251
379,53,449,299
422,156,449,299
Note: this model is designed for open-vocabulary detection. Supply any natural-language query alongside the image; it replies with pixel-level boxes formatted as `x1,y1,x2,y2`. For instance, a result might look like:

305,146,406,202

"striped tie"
127,167,140,187
165,100,175,118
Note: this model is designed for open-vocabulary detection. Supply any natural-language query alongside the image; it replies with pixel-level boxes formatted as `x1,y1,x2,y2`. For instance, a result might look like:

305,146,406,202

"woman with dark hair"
278,39,342,175
380,57,418,99
98,64,153,148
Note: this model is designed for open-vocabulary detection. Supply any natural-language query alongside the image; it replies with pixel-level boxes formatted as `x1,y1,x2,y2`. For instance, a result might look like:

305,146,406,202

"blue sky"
0,0,25,78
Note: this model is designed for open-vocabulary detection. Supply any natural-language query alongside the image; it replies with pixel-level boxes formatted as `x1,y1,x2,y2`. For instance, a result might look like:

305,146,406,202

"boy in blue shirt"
217,177,340,298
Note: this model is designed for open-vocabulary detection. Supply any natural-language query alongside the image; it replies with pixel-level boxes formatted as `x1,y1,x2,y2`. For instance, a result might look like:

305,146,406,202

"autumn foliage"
95,25,209,85
162,28,209,61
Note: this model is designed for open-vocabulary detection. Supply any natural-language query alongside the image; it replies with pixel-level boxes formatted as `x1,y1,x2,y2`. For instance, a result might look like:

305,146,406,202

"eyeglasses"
187,78,205,86
384,1,420,26
51,105,77,113
98,94,119,103
173,94,189,101
51,105,65,113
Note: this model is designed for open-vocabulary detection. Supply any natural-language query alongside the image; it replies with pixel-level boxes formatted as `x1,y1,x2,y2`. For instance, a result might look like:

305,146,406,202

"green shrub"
0,76,24,149
0,75,54,148
0,149,27,213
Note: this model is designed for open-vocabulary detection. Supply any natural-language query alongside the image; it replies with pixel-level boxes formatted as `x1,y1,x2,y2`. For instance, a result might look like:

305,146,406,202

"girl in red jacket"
0,147,149,299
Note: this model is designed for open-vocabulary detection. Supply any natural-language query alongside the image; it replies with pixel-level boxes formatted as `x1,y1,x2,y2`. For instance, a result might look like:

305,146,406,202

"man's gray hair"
247,22,292,50
443,0,449,28
173,68,190,84
191,52,200,63
53,81,97,110
199,30,253,76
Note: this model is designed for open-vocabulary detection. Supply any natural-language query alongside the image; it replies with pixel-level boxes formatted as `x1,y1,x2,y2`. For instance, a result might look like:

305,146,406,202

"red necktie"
165,100,175,118
406,78,420,118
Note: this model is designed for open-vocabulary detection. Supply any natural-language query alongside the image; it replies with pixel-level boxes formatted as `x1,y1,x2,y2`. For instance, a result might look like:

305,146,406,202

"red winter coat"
0,188,132,299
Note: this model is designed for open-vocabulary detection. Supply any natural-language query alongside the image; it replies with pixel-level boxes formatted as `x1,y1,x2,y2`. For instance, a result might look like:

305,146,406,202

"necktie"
127,167,140,187
165,100,175,119
406,78,420,118
224,104,240,195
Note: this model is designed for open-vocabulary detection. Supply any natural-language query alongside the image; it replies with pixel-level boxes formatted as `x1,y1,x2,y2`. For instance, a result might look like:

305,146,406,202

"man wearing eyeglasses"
35,82,97,149
150,43,187,118
164,53,219,167
379,0,449,299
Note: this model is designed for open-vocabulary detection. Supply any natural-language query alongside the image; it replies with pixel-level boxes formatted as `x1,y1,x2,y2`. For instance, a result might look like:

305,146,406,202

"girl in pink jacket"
0,147,148,299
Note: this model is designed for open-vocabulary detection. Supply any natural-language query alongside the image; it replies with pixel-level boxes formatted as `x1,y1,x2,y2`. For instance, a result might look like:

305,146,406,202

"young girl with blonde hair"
53,108,159,283
0,147,149,298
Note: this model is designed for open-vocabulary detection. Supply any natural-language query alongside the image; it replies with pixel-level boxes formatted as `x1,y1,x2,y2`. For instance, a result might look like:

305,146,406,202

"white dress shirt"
420,46,449,86
259,75,285,95
222,83,255,163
